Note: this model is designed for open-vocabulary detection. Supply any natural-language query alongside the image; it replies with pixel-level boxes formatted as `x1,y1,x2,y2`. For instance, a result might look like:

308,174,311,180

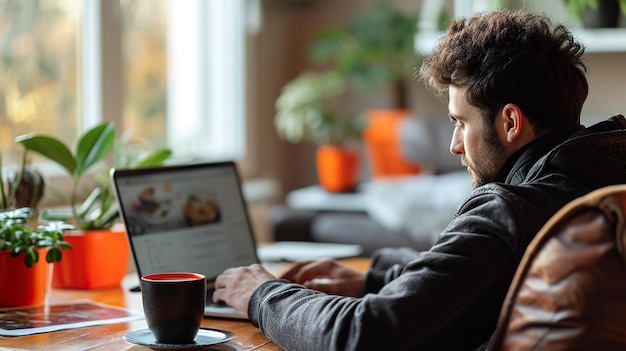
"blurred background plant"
307,0,419,108
274,0,419,148
274,70,366,146
561,0,626,27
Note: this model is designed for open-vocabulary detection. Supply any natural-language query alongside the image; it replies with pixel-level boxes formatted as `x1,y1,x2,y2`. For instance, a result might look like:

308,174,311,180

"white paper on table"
0,299,144,336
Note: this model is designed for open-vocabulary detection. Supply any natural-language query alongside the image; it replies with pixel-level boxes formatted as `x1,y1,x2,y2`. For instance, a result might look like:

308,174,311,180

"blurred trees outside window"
1,0,246,170
0,0,79,164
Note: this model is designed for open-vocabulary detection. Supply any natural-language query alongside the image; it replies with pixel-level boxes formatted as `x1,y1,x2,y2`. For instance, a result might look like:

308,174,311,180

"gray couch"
271,114,470,256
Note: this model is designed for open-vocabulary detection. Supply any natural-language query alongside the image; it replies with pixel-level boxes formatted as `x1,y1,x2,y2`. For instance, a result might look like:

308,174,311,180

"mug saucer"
123,328,236,349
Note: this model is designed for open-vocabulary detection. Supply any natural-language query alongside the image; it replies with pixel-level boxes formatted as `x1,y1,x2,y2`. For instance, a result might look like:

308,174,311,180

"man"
213,10,626,350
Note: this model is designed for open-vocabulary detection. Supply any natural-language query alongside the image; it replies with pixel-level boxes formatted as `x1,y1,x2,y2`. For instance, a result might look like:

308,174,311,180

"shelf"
415,28,626,55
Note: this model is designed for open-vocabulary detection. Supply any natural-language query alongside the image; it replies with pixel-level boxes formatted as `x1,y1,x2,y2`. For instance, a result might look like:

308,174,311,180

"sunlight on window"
0,0,79,165
167,0,246,161
121,0,168,151
1,0,246,171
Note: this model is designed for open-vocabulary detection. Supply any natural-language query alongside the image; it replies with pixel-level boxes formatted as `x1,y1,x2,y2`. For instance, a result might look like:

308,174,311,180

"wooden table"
0,258,370,351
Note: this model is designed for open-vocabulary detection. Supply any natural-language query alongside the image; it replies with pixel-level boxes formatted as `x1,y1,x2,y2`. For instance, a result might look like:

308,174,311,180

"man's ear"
500,103,530,144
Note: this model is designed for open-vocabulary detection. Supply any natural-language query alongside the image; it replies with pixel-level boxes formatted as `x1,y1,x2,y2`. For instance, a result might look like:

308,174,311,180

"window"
0,0,80,165
1,0,247,174
165,0,247,159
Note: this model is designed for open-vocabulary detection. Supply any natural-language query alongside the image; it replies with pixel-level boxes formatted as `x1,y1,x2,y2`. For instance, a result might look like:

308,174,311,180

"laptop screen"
111,161,259,281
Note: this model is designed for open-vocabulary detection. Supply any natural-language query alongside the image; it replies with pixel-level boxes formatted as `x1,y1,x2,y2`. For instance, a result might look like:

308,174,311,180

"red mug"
141,272,206,344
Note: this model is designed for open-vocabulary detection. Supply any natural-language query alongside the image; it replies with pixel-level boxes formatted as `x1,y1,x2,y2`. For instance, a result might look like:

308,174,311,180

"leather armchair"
488,184,626,350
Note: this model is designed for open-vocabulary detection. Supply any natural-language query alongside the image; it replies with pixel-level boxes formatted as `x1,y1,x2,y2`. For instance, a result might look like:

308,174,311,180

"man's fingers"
280,260,315,280
212,288,224,304
287,259,339,283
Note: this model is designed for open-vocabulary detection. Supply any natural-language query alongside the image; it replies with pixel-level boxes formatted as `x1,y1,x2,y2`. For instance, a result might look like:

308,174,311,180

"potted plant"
0,206,73,307
15,122,171,289
1,151,71,305
562,0,626,28
275,70,365,192
275,1,423,184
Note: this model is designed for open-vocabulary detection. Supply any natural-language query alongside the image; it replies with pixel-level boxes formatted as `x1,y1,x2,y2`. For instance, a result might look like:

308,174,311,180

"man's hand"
213,264,276,314
280,258,365,297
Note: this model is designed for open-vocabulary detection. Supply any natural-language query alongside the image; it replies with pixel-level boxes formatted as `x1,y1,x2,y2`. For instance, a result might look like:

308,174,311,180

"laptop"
110,161,259,319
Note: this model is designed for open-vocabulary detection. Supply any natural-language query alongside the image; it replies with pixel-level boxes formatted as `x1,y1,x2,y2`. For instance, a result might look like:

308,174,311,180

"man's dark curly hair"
419,10,588,134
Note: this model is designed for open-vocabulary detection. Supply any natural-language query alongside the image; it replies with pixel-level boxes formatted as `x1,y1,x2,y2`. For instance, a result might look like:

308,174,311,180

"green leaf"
15,134,76,175
39,221,74,234
93,204,120,229
133,149,172,168
46,247,62,263
37,239,54,246
40,208,74,221
563,0,598,19
78,187,103,219
75,122,115,176
24,247,38,268
308,28,351,64
57,241,73,250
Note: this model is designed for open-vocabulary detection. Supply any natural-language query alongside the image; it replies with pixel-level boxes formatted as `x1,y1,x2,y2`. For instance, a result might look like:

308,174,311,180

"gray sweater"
249,116,626,351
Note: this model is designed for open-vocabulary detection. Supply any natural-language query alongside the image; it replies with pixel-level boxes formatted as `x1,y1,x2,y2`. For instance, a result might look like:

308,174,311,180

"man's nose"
450,129,464,155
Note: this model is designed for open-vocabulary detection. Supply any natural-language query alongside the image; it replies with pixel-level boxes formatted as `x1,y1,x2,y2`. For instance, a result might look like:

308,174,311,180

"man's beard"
462,126,509,188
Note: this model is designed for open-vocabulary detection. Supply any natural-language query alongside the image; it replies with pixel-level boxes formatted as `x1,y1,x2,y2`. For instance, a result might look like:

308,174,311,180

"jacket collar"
498,114,626,185
497,125,581,185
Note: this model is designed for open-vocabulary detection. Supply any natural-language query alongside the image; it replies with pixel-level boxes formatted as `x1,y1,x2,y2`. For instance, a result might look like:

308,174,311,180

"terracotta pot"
316,145,360,193
52,226,129,289
0,249,51,307
363,109,422,178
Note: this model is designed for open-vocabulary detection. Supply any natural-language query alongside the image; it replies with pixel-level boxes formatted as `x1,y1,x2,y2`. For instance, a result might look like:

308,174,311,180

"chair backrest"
489,184,626,351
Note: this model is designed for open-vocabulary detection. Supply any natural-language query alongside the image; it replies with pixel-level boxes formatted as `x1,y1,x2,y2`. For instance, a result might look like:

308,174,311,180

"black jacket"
249,115,626,351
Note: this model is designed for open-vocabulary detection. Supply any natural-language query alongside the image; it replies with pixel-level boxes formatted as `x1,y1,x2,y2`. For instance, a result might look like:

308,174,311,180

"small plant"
15,122,172,230
0,208,73,267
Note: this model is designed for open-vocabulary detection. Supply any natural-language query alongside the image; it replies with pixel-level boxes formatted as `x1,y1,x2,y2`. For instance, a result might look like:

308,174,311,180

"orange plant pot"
364,109,422,178
0,249,51,307
52,227,129,290
316,145,360,193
